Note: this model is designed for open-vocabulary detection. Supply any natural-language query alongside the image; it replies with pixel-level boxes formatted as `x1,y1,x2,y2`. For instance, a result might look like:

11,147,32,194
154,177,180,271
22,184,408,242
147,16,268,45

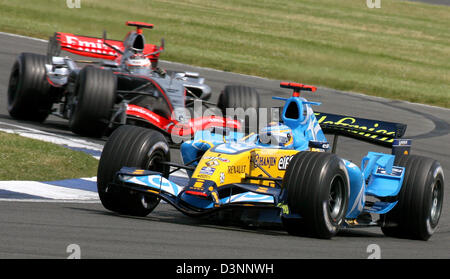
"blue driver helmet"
259,123,293,148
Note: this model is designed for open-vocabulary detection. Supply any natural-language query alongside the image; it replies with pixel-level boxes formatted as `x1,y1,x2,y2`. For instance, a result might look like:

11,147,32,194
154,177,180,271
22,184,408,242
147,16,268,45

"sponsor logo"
127,106,161,123
203,156,230,163
193,179,205,189
220,172,225,184
228,165,246,174
278,155,293,170
394,140,411,146
199,167,215,176
315,113,396,143
206,160,219,167
375,166,403,177
256,187,269,193
253,155,276,167
64,35,116,56
309,141,330,150
132,169,145,175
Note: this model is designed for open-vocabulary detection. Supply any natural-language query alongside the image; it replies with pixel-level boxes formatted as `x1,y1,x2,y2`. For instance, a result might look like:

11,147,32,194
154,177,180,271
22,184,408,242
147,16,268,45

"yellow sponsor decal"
193,179,205,189
147,189,160,195
252,154,277,167
228,165,246,174
277,203,290,215
211,192,219,204
193,149,298,187
315,113,395,143
256,187,269,193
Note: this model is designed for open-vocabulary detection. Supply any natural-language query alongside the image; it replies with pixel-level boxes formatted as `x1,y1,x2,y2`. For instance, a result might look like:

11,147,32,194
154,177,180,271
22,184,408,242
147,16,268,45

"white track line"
0,181,99,200
0,121,102,201
0,121,188,202
0,122,103,152
0,198,100,203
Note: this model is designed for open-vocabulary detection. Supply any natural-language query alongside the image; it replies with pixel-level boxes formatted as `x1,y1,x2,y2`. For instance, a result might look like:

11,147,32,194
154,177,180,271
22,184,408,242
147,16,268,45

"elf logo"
278,156,293,170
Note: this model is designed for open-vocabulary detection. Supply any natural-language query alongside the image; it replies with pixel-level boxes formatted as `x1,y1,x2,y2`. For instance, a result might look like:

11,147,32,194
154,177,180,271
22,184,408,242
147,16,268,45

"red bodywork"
54,21,241,138
54,32,161,66
126,104,241,137
280,82,317,97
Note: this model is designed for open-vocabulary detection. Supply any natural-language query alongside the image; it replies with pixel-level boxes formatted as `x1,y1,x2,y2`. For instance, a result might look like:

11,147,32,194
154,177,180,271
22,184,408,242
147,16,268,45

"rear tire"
281,152,350,239
7,53,53,122
69,66,116,137
381,155,444,240
97,125,170,217
217,85,260,134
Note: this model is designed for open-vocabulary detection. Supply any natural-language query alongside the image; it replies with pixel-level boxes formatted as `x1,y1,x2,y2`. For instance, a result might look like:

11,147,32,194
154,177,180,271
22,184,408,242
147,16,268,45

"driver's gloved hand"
155,67,166,77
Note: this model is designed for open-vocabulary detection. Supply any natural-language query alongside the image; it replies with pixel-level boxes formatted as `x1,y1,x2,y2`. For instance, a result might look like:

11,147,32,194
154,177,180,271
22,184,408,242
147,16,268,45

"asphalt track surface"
410,0,450,5
0,32,449,259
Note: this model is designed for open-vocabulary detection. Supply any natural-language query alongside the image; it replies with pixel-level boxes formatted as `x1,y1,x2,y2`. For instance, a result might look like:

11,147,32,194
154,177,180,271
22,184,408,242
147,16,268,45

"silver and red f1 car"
7,21,260,138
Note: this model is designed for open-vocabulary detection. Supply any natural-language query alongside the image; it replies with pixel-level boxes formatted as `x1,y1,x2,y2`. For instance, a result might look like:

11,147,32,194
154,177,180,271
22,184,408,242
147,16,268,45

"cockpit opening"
284,101,299,120
132,34,145,51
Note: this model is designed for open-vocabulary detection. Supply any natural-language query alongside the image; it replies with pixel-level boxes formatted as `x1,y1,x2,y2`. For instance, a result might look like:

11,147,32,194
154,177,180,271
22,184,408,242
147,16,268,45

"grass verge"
0,0,448,108
0,132,98,181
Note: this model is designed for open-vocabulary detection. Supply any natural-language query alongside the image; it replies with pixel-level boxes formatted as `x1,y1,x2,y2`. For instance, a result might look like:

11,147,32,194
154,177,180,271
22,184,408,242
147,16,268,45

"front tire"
97,125,170,217
7,53,53,122
69,66,116,137
381,155,444,240
281,152,350,239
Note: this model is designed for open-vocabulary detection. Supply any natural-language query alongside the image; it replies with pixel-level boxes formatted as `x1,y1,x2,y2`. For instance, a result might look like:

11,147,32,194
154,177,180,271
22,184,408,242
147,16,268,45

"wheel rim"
145,150,165,173
140,195,158,209
328,175,345,220
430,180,443,226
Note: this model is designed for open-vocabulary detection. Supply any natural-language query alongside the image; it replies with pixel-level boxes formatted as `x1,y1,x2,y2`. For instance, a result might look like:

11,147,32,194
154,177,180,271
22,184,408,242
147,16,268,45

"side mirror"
102,30,123,55
47,33,61,63
174,72,186,79
103,30,107,42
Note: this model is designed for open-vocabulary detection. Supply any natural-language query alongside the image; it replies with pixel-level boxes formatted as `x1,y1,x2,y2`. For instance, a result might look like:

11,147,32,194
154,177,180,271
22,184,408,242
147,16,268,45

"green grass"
0,132,98,181
0,0,449,107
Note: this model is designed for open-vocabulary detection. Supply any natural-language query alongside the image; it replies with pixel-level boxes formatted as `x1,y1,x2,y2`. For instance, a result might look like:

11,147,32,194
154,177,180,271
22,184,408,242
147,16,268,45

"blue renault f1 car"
97,82,444,240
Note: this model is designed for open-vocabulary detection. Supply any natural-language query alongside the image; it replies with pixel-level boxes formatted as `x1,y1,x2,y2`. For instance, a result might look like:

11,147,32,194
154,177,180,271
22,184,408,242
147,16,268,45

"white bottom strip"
0,181,99,200
0,199,100,203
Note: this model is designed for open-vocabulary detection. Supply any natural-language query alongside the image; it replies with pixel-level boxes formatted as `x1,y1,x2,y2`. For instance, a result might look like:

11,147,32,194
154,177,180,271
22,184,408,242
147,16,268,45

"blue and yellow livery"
98,82,444,240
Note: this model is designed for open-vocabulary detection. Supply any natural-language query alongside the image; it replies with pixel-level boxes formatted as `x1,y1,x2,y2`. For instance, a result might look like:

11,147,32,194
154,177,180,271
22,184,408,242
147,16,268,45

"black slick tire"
281,152,350,239
381,155,444,240
7,53,53,122
69,66,116,137
97,125,170,217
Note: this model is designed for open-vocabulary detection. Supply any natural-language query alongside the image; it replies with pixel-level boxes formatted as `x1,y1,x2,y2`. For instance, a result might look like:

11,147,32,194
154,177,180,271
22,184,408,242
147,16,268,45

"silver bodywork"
44,54,212,122
45,56,211,100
